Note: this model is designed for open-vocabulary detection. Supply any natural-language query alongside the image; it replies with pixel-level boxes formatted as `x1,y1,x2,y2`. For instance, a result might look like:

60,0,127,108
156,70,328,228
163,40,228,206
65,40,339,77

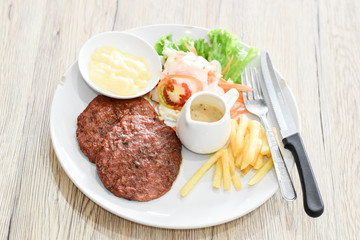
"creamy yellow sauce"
191,103,224,122
89,46,152,96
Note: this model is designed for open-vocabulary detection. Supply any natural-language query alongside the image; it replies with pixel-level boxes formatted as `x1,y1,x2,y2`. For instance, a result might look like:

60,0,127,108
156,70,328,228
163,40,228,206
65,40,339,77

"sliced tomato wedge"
157,74,203,110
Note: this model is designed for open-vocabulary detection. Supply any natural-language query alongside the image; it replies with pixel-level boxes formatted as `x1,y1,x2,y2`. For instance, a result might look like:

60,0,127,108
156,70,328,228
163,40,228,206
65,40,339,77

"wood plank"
317,0,360,238
0,0,48,239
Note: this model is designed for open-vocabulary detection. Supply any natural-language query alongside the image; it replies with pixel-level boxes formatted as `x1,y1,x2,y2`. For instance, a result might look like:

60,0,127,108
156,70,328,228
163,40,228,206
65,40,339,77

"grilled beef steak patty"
76,95,157,163
96,115,182,201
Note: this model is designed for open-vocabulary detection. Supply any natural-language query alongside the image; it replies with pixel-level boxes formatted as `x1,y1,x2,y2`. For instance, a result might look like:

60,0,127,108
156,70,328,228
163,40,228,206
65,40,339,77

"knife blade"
260,51,324,217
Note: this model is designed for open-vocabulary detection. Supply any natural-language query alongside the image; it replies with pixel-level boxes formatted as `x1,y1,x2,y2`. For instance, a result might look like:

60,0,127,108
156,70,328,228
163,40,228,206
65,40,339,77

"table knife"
260,51,324,217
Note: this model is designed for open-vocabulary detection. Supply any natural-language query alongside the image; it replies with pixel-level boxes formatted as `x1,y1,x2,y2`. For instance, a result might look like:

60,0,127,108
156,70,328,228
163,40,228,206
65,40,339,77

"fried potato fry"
253,154,264,170
260,130,270,156
180,149,225,197
248,157,274,185
181,117,279,195
231,175,242,191
241,120,261,169
234,114,249,156
235,133,249,168
221,150,231,190
228,146,235,176
230,119,238,152
248,128,280,186
240,165,253,176
260,144,270,157
250,138,263,166
235,153,243,169
213,158,223,189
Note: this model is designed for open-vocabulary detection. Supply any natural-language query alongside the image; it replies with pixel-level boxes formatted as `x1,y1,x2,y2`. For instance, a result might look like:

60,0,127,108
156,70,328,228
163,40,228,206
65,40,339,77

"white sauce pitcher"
176,88,239,154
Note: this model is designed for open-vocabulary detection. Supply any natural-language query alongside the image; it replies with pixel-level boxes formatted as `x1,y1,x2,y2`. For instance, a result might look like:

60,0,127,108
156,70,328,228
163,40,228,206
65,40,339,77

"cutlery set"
242,51,324,217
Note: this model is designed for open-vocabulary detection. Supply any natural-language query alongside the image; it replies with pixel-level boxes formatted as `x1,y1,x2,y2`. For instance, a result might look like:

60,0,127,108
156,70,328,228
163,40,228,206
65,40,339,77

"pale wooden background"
1,0,359,239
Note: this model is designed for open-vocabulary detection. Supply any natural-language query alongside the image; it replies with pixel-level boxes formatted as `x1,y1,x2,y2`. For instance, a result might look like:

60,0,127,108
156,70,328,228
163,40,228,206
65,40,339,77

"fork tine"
252,68,266,100
241,71,249,102
250,68,259,100
245,68,254,100
243,68,249,86
255,69,265,100
247,68,258,100
254,68,263,100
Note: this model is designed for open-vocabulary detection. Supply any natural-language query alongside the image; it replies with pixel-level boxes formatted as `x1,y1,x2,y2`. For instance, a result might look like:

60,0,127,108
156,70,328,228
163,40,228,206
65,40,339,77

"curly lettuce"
154,29,258,84
154,34,179,56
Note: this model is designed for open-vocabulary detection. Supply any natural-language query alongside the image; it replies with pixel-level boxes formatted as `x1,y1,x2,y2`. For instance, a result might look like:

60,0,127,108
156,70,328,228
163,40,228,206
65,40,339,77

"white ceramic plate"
78,31,162,99
50,24,300,229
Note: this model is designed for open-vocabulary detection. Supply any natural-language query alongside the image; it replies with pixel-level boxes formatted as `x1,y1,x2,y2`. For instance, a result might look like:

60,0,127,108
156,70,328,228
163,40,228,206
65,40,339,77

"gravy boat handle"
223,88,239,109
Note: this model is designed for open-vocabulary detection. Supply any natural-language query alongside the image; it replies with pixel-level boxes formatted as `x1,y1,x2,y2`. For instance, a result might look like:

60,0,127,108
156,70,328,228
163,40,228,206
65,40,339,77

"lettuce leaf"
207,29,258,83
177,35,195,53
194,38,210,59
154,34,179,56
154,29,258,83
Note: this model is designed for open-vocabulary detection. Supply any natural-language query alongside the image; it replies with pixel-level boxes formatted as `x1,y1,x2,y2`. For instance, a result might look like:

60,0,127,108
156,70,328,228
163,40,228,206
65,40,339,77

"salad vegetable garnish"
152,28,257,122
157,74,203,110
154,28,258,84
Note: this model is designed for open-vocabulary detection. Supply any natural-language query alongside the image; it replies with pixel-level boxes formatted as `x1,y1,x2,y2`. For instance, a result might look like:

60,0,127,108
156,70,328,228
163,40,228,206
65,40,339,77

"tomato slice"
157,75,203,110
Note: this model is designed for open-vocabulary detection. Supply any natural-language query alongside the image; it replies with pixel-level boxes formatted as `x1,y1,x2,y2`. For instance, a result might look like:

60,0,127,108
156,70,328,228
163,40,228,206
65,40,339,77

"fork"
242,67,297,201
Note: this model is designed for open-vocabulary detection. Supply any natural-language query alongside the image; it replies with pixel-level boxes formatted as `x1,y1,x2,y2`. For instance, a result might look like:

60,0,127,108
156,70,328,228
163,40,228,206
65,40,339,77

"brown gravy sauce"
190,103,224,122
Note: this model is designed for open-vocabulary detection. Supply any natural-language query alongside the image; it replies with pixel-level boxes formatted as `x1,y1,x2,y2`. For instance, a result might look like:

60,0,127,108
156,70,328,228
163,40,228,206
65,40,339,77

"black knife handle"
283,133,324,217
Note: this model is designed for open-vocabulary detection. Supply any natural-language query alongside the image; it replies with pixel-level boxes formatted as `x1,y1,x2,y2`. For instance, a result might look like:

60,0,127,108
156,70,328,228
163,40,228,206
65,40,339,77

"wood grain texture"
0,0,359,239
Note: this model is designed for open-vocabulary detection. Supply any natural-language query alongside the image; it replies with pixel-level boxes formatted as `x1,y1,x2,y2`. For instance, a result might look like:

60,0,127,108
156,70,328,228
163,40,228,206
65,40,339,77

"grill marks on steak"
96,115,182,201
76,95,157,162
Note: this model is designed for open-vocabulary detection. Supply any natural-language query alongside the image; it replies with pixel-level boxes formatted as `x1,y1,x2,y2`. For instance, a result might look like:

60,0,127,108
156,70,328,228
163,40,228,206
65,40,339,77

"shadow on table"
48,139,296,239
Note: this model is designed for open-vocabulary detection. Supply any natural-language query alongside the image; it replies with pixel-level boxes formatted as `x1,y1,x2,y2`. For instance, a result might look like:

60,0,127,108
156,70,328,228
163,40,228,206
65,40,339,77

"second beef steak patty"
96,115,182,201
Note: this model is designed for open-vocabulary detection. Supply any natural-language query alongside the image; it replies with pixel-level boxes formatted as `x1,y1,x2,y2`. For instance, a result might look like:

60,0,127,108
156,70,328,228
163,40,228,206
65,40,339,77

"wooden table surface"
1,0,359,239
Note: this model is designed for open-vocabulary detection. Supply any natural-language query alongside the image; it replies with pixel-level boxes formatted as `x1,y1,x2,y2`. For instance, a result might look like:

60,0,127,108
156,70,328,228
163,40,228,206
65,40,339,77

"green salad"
154,28,258,84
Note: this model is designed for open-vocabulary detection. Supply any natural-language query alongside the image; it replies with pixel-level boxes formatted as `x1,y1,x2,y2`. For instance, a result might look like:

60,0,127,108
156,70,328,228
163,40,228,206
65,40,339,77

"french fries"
241,120,261,170
260,144,270,157
253,153,264,170
231,175,242,191
250,138,263,166
248,128,281,185
213,148,242,191
228,146,236,176
240,165,252,176
180,149,225,197
235,133,249,168
230,119,238,153
213,156,223,189
248,157,274,186
221,150,231,190
180,116,278,197
234,115,249,156
260,132,270,157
